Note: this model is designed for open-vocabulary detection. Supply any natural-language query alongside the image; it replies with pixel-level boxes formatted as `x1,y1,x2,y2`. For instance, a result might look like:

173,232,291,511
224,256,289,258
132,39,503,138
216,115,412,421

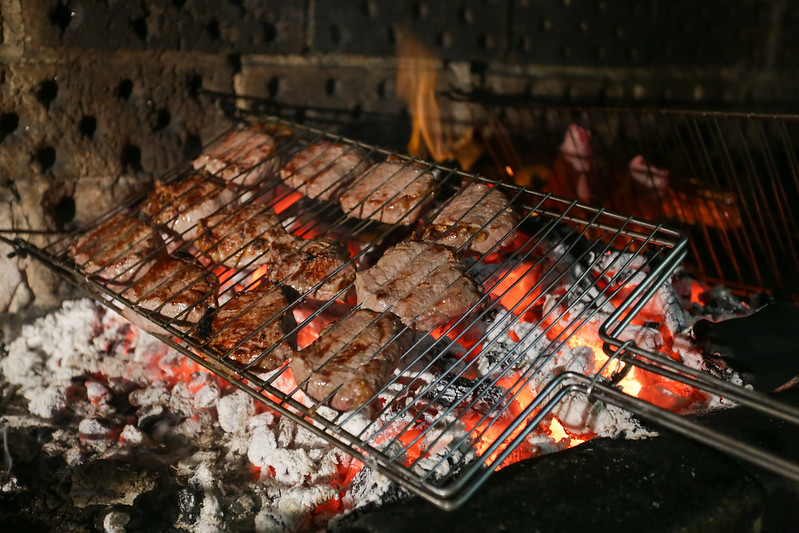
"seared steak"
355,241,483,330
269,237,356,301
124,255,218,329
281,141,371,200
290,309,408,411
70,213,162,286
141,174,236,241
420,182,518,254
339,161,434,224
192,129,279,187
210,281,296,372
195,204,292,268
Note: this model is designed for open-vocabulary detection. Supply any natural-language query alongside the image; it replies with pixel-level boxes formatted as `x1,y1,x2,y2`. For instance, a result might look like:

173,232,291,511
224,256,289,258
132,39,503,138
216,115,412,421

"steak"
355,241,483,331
290,309,409,411
141,174,236,241
210,281,296,372
195,204,292,269
269,237,356,301
70,213,163,286
192,129,280,187
124,255,218,329
420,182,518,254
339,161,434,224
281,141,372,200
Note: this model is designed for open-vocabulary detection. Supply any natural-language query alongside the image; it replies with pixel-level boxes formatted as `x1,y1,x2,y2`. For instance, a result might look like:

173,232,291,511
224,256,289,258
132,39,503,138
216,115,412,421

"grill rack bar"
12,113,799,509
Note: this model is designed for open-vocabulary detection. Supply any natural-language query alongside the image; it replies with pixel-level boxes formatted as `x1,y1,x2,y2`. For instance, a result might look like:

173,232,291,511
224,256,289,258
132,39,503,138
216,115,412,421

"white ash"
1,299,410,532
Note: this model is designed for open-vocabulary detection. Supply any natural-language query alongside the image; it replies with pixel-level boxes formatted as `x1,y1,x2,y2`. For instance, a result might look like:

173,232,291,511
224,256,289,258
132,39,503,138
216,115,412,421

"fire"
396,31,482,169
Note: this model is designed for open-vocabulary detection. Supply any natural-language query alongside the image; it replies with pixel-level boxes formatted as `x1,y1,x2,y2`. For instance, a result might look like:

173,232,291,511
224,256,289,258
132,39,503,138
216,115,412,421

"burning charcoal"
78,418,121,450
70,461,158,507
102,509,131,533
216,391,254,433
28,384,68,418
424,375,510,415
86,380,112,406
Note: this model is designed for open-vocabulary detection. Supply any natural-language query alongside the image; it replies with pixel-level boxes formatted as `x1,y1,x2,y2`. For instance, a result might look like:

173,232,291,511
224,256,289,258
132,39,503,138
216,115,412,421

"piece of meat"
420,182,518,254
141,174,237,241
280,141,372,201
545,124,600,205
195,204,293,268
70,213,163,286
124,255,218,330
339,161,435,224
210,281,296,372
269,237,356,301
192,129,280,187
355,241,483,331
290,309,409,411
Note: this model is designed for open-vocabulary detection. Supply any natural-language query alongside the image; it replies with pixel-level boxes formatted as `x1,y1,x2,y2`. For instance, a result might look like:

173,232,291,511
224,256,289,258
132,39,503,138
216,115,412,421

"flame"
488,262,542,316
396,31,482,169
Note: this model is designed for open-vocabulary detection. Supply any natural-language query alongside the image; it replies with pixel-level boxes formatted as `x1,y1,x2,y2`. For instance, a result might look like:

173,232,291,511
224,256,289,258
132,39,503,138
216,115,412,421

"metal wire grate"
8,114,799,509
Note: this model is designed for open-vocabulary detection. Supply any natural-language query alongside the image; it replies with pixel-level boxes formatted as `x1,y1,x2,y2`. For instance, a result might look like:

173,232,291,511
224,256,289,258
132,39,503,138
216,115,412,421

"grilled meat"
290,309,409,411
269,237,356,301
281,141,372,200
210,281,296,372
192,129,279,187
421,182,518,254
195,204,293,268
355,241,483,331
340,161,435,224
124,255,218,329
141,174,236,241
70,213,163,286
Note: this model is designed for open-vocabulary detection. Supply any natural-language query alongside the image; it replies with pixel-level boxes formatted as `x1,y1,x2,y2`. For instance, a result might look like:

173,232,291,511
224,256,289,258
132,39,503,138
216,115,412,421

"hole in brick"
351,104,363,120
263,21,277,42
331,24,341,45
460,6,474,24
206,18,221,41
154,109,171,131
387,25,396,45
376,79,388,99
49,2,73,34
228,0,245,14
130,15,148,41
436,31,452,48
561,45,572,58
267,76,280,97
479,33,495,50
413,2,428,19
325,78,338,97
78,116,97,139
116,79,133,100
360,1,377,18
188,74,202,99
540,17,552,31
0,112,19,142
121,144,142,173
172,0,186,8
52,196,76,228
35,79,59,109
183,134,203,159
34,146,56,173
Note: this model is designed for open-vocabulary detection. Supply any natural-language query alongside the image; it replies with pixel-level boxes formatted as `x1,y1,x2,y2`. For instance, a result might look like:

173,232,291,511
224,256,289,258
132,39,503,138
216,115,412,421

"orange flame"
396,31,482,170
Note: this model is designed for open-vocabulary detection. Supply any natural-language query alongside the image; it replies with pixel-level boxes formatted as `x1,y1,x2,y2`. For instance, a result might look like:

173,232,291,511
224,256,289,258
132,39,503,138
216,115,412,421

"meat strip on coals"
192,129,280,187
209,281,296,372
124,255,218,330
420,182,518,254
339,161,435,224
280,141,372,201
290,309,409,411
70,213,163,286
355,241,483,331
269,237,356,302
141,174,236,241
195,204,294,269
